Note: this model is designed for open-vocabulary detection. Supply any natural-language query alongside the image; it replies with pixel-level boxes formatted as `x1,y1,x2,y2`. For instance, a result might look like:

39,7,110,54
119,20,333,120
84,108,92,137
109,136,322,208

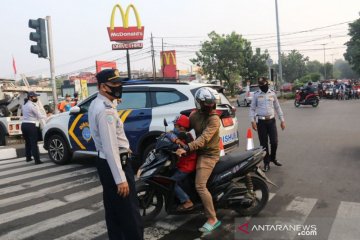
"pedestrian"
176,87,221,233
73,92,79,105
88,69,143,240
21,91,47,164
58,94,73,112
249,77,285,172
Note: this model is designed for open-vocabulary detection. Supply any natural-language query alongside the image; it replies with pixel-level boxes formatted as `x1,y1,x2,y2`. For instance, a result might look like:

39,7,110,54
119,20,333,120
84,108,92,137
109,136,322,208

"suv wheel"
48,134,71,164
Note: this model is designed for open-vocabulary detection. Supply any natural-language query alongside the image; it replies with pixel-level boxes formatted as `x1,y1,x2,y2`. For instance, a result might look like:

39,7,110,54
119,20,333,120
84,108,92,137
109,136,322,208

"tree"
344,18,360,75
278,50,309,82
306,60,322,74
246,48,270,83
191,31,268,96
334,59,359,79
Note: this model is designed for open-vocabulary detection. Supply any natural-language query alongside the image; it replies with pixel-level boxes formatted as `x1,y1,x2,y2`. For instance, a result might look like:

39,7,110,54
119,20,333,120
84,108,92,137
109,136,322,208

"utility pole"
126,50,131,79
151,33,156,80
275,0,283,91
321,43,327,80
46,16,58,114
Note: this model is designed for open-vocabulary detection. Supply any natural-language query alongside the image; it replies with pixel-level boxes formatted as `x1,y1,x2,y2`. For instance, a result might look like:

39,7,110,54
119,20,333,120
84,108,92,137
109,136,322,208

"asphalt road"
0,99,359,240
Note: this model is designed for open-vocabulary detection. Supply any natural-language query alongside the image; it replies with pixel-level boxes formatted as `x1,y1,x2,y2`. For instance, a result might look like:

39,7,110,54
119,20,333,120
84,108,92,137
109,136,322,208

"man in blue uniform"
249,77,286,172
88,69,143,240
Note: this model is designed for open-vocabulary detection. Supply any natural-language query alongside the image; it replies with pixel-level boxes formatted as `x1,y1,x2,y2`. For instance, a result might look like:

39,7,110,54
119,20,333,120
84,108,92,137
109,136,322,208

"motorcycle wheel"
234,176,269,216
294,100,300,108
312,99,319,107
136,183,163,223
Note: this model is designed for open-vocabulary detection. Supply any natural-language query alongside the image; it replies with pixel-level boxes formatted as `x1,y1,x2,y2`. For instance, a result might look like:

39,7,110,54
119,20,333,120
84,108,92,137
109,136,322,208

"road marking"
0,177,99,207
0,162,53,176
269,192,276,201
54,221,107,240
0,157,27,166
328,201,360,240
0,186,102,225
285,196,317,217
0,147,17,160
0,164,86,185
0,168,96,195
1,204,103,240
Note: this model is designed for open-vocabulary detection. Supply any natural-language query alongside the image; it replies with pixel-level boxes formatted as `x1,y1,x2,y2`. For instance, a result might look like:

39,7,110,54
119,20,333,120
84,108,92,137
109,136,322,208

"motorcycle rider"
300,82,314,102
165,115,197,211
176,87,221,233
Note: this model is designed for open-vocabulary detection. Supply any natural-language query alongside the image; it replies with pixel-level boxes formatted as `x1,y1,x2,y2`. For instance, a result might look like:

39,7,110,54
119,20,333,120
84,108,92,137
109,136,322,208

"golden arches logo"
110,4,142,30
161,52,176,66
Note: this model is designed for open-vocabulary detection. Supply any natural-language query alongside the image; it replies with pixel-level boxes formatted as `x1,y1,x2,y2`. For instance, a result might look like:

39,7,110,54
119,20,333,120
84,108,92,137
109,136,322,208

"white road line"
285,197,317,217
0,186,102,225
1,204,103,240
269,192,276,201
328,201,360,240
0,148,17,160
0,164,88,185
0,163,53,176
0,177,99,207
0,157,27,166
54,221,107,240
0,168,96,195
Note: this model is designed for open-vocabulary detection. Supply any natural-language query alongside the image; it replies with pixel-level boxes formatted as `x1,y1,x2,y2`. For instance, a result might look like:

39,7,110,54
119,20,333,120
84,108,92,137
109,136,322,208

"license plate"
222,132,237,144
222,117,233,127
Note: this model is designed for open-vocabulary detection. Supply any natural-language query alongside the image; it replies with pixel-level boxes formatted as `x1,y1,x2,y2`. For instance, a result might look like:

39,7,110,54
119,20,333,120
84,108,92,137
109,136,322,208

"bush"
280,92,295,100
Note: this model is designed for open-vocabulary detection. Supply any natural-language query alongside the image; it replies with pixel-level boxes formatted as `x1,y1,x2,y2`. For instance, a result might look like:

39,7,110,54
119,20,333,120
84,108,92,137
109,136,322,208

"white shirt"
22,100,47,122
88,93,129,184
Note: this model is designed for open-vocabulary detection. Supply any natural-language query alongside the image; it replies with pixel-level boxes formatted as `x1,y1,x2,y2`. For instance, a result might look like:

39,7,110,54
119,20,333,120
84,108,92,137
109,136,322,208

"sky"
1,0,359,79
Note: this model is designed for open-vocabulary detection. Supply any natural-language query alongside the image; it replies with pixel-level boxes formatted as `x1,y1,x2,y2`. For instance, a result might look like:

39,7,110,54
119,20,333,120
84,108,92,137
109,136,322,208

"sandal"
177,204,194,212
198,220,222,233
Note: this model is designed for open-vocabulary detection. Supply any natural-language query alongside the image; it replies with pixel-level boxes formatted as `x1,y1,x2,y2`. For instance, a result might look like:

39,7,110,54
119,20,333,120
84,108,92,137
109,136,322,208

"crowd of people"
317,80,360,100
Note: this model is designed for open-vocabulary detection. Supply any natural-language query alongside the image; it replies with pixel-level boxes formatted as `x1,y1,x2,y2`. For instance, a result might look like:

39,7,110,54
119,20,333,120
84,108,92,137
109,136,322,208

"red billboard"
96,61,117,73
161,51,177,78
107,4,144,42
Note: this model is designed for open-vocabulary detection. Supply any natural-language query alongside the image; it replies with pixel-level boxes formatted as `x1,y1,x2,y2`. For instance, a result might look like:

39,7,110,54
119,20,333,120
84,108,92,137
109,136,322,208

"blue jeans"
171,169,190,203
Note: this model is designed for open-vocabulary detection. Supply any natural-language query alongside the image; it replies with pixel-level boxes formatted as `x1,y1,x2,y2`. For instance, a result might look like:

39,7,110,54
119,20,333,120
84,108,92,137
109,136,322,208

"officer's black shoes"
263,164,270,172
35,160,43,165
26,158,33,162
272,160,283,166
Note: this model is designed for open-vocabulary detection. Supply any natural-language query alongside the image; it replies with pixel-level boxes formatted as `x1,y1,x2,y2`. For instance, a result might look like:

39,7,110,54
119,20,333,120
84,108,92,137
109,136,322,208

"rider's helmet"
194,87,217,112
308,82,313,86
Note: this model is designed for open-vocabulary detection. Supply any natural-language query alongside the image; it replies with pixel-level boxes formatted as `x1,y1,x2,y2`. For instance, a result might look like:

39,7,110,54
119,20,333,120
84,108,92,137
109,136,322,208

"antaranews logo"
236,220,317,239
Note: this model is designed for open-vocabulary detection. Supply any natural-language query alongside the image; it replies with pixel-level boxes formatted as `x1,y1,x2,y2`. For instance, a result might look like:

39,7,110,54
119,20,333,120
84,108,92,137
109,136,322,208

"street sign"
112,42,143,50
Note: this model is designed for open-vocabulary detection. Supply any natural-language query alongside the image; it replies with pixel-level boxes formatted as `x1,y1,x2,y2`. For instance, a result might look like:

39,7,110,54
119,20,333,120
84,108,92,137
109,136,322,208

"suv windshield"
250,86,259,92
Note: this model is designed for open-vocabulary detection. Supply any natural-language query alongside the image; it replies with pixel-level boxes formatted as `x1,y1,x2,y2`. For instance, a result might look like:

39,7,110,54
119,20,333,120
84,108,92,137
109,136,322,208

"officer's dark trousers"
96,158,143,240
21,122,40,161
257,119,278,164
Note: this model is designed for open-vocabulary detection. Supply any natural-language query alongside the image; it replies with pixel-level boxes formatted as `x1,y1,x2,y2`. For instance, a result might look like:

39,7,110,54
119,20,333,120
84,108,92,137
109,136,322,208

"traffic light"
29,18,48,58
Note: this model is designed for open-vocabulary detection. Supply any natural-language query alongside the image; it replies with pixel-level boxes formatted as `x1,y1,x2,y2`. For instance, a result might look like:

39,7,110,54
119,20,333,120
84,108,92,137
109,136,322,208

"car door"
117,87,152,155
68,95,97,152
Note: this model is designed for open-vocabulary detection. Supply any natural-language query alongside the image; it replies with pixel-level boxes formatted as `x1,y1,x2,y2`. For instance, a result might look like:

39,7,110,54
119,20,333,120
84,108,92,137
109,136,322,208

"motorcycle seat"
212,150,255,174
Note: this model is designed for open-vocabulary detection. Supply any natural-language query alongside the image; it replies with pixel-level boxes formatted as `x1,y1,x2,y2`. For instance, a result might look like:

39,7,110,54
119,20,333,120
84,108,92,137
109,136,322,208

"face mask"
105,84,123,99
173,127,180,135
31,98,38,103
259,85,269,93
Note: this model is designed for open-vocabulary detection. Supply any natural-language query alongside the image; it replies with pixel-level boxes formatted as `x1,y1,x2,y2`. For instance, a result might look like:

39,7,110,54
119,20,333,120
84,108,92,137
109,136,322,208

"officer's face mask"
104,84,123,99
259,84,269,93
31,98,38,103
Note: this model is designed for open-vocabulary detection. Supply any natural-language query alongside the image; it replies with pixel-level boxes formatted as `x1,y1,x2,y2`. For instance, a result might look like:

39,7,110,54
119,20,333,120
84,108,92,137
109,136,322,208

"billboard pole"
275,0,283,93
151,33,156,80
126,49,131,79
46,16,58,114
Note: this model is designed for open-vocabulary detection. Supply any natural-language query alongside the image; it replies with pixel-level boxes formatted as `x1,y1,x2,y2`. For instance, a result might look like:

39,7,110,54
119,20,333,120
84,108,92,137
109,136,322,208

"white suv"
42,82,239,169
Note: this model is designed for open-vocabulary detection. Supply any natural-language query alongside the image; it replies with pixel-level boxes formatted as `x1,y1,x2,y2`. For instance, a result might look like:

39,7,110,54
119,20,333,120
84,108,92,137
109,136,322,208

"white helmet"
194,87,217,110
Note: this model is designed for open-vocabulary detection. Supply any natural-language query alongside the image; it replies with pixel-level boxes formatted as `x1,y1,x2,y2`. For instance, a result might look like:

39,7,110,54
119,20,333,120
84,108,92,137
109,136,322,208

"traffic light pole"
46,16,58,114
126,49,131,79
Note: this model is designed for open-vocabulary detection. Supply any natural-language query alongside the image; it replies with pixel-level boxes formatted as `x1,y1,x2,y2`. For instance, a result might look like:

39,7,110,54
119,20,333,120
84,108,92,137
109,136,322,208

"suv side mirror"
69,106,81,115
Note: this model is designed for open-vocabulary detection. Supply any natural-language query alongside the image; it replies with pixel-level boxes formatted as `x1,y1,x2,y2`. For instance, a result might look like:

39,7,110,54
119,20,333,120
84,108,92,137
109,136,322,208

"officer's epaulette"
103,101,113,109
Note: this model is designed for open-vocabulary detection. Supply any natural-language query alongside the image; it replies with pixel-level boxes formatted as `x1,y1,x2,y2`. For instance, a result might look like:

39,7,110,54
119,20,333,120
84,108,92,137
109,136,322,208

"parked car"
42,82,239,170
236,85,259,107
280,83,293,92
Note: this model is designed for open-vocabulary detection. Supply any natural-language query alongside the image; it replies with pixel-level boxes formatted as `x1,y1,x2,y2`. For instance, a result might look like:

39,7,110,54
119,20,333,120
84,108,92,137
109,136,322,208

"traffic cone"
246,128,254,150
219,138,225,156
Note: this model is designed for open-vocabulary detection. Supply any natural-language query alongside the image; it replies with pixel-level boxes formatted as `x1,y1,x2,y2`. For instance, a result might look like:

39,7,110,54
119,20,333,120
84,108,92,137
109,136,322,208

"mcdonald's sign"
107,4,145,42
161,51,177,78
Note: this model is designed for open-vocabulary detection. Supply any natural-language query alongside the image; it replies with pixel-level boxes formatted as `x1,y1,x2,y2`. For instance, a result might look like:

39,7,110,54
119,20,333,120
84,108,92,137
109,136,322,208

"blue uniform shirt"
249,89,285,122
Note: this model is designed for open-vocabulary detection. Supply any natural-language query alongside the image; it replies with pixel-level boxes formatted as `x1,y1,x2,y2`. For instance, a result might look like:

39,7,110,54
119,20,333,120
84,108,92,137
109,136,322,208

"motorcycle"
135,130,276,223
294,89,320,108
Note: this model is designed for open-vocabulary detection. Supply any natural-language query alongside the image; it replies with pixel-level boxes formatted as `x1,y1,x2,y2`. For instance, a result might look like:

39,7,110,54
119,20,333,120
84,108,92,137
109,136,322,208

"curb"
0,142,47,160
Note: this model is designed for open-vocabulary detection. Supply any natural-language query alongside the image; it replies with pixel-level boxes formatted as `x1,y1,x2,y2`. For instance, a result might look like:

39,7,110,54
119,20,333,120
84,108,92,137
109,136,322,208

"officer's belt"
258,115,275,120
98,151,128,168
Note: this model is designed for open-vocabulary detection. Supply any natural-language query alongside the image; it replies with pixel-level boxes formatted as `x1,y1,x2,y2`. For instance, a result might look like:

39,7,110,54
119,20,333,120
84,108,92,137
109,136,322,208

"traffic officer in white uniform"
88,69,143,240
249,77,286,172
21,91,47,164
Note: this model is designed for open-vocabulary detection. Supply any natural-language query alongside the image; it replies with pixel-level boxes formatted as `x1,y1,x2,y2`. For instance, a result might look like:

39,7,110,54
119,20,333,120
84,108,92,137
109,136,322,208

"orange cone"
246,128,254,150
219,138,225,156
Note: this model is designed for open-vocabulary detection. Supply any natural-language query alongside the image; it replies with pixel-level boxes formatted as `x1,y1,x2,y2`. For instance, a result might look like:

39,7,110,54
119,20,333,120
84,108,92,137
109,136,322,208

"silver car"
236,85,259,107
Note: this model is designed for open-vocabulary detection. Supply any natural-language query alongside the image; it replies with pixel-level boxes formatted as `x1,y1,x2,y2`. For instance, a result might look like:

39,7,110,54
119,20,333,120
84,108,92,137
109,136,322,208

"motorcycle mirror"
163,118,168,127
